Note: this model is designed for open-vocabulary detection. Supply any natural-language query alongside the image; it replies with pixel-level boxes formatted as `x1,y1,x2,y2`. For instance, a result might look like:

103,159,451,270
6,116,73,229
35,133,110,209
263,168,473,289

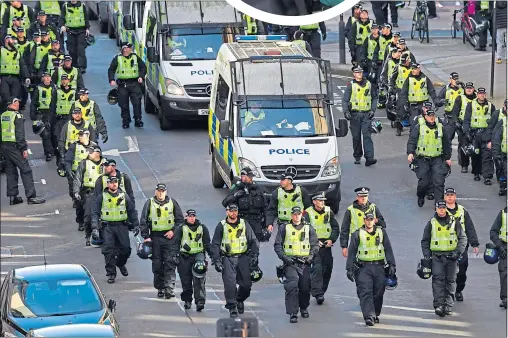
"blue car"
26,324,119,337
0,264,119,337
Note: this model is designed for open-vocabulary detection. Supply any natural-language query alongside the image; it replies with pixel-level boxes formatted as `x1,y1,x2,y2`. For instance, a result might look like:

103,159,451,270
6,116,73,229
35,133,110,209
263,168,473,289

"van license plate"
198,109,209,115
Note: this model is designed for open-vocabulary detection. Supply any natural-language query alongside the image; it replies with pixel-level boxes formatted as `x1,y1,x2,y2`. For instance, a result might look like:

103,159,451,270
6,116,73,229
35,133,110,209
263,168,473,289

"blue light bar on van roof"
235,35,288,42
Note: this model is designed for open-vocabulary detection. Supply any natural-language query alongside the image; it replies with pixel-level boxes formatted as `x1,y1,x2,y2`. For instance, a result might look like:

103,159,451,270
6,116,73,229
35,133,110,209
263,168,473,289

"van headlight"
239,158,261,178
165,79,184,96
322,157,339,177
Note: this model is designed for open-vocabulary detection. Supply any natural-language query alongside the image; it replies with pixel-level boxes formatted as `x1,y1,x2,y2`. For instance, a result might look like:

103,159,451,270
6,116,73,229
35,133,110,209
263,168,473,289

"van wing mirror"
335,118,348,137
219,121,230,138
147,47,158,63
122,14,135,31
108,299,117,312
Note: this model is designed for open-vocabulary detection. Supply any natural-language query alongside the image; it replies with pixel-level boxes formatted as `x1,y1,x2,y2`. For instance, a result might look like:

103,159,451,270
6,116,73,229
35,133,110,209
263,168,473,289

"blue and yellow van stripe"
209,110,239,176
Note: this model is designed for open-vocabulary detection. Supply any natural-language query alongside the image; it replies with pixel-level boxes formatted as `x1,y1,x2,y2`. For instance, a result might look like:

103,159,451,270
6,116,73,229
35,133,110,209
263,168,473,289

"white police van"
208,35,348,213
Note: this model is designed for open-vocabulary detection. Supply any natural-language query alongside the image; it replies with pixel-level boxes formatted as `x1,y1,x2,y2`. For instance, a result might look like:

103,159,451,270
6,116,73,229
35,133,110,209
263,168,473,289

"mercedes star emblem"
286,166,298,178
205,85,212,96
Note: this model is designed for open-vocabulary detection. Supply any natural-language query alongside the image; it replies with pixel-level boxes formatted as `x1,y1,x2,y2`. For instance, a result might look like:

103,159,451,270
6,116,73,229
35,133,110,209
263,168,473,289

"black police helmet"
32,120,46,135
108,88,119,105
137,241,153,260
416,258,432,279
192,260,208,279
484,243,500,264
250,267,263,283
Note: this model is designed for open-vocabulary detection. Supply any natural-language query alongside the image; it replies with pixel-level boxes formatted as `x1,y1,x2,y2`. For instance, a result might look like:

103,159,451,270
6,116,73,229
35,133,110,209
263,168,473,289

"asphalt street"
1,19,507,338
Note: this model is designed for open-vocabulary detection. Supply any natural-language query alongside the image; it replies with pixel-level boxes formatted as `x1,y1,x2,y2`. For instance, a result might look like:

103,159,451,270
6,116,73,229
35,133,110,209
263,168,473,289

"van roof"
227,40,310,60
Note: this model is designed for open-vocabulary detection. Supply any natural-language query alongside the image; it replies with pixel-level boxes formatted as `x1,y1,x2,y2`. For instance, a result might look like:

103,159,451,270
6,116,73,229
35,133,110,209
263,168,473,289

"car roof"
30,324,116,337
13,264,90,281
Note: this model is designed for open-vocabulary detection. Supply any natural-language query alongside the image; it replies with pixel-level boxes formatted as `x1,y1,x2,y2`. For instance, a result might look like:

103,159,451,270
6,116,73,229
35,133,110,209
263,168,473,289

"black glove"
305,256,314,265
91,229,100,239
449,251,460,261
127,222,135,231
346,269,355,282
101,134,108,143
214,260,224,273
172,254,180,266
388,265,396,276
45,122,51,130
466,134,473,143
368,111,375,120
322,33,327,41
133,226,140,237
74,192,81,202
233,190,245,199
499,246,507,259
250,255,258,268
344,111,351,120
282,256,294,265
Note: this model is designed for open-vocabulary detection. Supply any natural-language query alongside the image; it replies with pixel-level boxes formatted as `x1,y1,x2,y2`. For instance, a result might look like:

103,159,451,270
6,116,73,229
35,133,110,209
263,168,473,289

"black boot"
85,237,91,246
118,266,128,276
229,307,238,318
122,122,130,129
237,301,244,314
461,166,468,173
500,299,507,308
365,317,375,326
374,317,379,323
418,197,425,207
455,291,463,302
107,275,115,284
444,306,452,315
500,188,507,196
484,178,492,185
45,153,53,161
10,196,23,205
184,301,192,309
157,289,165,298
27,196,46,204
134,119,144,128
78,223,85,231
427,193,435,200
365,158,377,166
354,158,361,164
165,289,175,299
196,302,205,312
435,305,445,317
300,308,309,318
474,174,481,181
289,314,298,323
316,295,324,305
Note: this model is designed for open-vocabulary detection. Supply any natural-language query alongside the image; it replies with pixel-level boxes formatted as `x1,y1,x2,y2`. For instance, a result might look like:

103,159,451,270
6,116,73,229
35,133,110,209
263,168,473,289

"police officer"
172,209,212,311
463,87,496,184
53,54,84,90
383,31,400,62
372,23,392,88
73,146,105,245
407,109,452,207
108,42,147,129
380,48,400,120
38,39,63,78
491,101,508,196
344,3,362,41
291,30,312,53
490,207,507,309
349,9,372,67
342,66,378,166
60,0,89,72
346,212,395,326
304,192,339,305
24,30,41,90
54,73,76,169
139,183,184,298
360,23,380,76
14,26,30,58
241,102,266,130
389,52,411,136
34,2,62,28
340,187,386,255
487,99,507,193
475,0,490,51
421,200,467,317
299,21,326,58
92,176,139,283
70,88,108,143
443,188,479,302
1,97,45,205
274,206,319,323
242,14,261,35
27,29,51,85
4,16,24,41
94,159,135,206
1,1,34,33
30,71,56,161
222,167,268,242
450,82,476,173
28,10,60,46
437,72,464,143
266,169,312,233
210,204,259,318
397,38,416,64
0,35,30,111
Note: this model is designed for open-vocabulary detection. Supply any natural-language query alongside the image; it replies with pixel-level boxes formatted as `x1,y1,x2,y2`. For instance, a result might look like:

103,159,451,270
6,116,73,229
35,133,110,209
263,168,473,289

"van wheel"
158,107,173,130
329,184,341,214
144,93,156,114
108,20,116,39
100,20,108,33
211,153,225,188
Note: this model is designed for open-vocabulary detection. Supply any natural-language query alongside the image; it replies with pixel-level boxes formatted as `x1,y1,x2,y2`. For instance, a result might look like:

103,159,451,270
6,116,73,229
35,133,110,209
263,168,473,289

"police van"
121,1,242,130
208,35,348,213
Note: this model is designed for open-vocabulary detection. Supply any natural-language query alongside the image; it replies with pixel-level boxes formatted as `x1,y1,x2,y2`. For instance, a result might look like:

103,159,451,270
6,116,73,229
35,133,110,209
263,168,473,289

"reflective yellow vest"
300,23,319,30
430,217,457,252
83,159,106,188
447,205,466,230
34,43,51,70
65,120,90,150
101,192,128,222
180,225,204,254
101,174,126,192
1,110,18,142
72,142,89,171
243,14,257,35
366,36,378,60
357,227,385,261
347,203,377,234
501,210,507,243
350,81,372,112
470,100,492,129
0,2,7,26
283,223,311,257
57,67,79,89
292,39,307,50
40,1,62,16
8,5,31,29
0,47,20,75
116,54,139,80
459,94,474,121
396,65,410,89
501,116,507,154
378,35,392,61
244,110,265,128
480,1,489,10
56,88,76,115
47,53,64,75
408,77,429,103
64,3,86,28
15,39,30,55
220,219,248,255
75,100,97,128
445,86,464,113
149,198,175,231
355,21,372,45
416,119,443,157
277,186,304,221
387,58,397,80
37,85,54,110
305,206,332,239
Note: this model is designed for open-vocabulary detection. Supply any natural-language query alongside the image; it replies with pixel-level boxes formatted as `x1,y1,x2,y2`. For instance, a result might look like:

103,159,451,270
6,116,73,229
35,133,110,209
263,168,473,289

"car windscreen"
239,99,332,138
163,27,224,61
10,279,103,318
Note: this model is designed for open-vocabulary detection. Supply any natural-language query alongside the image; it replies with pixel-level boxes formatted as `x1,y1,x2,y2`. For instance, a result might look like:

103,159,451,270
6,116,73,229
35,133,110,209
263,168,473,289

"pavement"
1,4,508,338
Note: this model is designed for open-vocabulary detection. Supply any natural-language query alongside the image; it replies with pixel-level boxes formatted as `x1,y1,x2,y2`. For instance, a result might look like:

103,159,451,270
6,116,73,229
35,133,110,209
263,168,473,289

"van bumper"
160,95,210,121
257,177,341,201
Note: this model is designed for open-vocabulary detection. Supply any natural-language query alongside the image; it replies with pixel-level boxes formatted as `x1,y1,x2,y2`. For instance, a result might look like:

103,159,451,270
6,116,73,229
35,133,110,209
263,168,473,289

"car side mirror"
108,299,116,312
335,118,348,137
122,14,135,31
219,121,230,138
147,47,158,63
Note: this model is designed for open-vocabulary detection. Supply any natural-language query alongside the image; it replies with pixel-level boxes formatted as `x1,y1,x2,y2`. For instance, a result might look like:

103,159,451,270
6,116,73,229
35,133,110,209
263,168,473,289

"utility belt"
37,109,51,114
116,78,138,86
68,28,86,34
221,252,246,258
432,251,456,259
356,259,384,266
409,101,425,106
290,257,310,266
416,155,442,161
180,251,202,259
101,220,126,227
351,110,371,114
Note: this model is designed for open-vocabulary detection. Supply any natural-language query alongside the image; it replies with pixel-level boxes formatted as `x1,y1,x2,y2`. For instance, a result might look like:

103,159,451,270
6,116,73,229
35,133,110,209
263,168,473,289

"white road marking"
343,333,409,338
135,314,212,324
27,149,32,154
41,179,46,184
352,322,473,336
1,233,55,238
350,312,470,327
25,210,60,217
102,149,121,156
2,254,45,258
383,305,444,313
1,271,8,275
55,209,60,214
1,261,44,265
124,136,140,153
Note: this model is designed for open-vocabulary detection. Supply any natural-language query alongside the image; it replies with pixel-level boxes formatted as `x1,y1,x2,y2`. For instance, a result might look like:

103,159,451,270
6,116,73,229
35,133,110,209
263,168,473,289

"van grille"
184,84,211,98
260,165,321,181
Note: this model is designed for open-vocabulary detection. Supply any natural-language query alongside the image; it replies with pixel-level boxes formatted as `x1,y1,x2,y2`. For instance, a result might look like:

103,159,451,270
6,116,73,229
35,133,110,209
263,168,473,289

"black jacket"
344,15,359,40
342,78,378,113
210,218,259,262
28,20,60,43
59,119,96,160
73,157,104,195
38,50,64,79
1,3,35,41
91,188,139,229
340,200,386,248
450,93,476,123
60,1,89,30
139,196,185,238
266,184,312,225
490,207,507,248
399,72,437,109
0,109,27,151
447,204,479,248
63,140,98,174
70,100,107,138
94,170,135,206
171,219,212,257
486,108,505,142
0,45,29,79
349,19,371,51
346,226,396,270
30,83,57,120
492,119,507,161
107,53,147,82
407,119,452,160
463,99,496,137
274,220,319,263
222,180,267,220
303,206,340,242
421,213,467,258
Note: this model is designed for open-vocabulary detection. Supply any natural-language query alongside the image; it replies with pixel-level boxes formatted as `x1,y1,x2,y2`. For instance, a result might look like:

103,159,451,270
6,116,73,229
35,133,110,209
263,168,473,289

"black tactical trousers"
499,245,507,301
355,263,386,319
303,30,321,58
456,248,469,293
431,254,458,308
349,111,374,160
1,144,36,198
118,80,143,124
177,253,206,304
221,255,252,309
82,190,94,237
67,30,87,69
101,222,132,277
152,236,176,291
36,110,54,155
311,247,333,297
471,137,494,179
284,261,311,315
52,117,69,164
415,156,447,200
457,128,470,168
0,76,22,111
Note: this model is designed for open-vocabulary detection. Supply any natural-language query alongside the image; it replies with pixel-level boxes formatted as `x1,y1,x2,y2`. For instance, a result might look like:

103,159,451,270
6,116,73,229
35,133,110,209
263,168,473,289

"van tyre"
145,94,156,114
100,20,108,33
158,106,173,130
211,153,225,188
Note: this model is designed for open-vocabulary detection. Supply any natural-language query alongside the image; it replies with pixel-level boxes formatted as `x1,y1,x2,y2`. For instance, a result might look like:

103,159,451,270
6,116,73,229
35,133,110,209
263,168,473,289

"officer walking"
463,87,496,185
139,183,184,299
342,66,378,166
59,107,95,165
437,72,464,143
38,39,63,78
210,204,259,318
73,146,105,246
60,0,89,72
94,159,135,206
28,11,60,48
53,73,76,170
1,1,34,33
360,23,380,76
389,53,411,136
222,167,268,242
1,97,45,205
344,3,362,41
490,207,507,309
266,169,312,233
346,212,396,326
30,72,56,161
383,31,400,62
0,35,30,111
374,23,393,67
34,2,62,28
450,82,476,173
492,102,507,196
172,209,212,311
443,188,479,302
421,200,467,317
299,21,326,58
407,109,452,207
107,43,147,129
349,9,372,67
3,15,25,40
27,29,51,85
274,206,319,323
70,88,108,143
53,55,84,90
304,192,339,305
92,176,138,283
340,187,386,255
487,99,507,194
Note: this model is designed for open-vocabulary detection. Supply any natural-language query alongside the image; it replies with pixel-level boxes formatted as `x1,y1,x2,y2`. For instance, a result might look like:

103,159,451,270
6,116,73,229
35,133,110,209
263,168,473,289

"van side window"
215,75,229,120
137,2,145,28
